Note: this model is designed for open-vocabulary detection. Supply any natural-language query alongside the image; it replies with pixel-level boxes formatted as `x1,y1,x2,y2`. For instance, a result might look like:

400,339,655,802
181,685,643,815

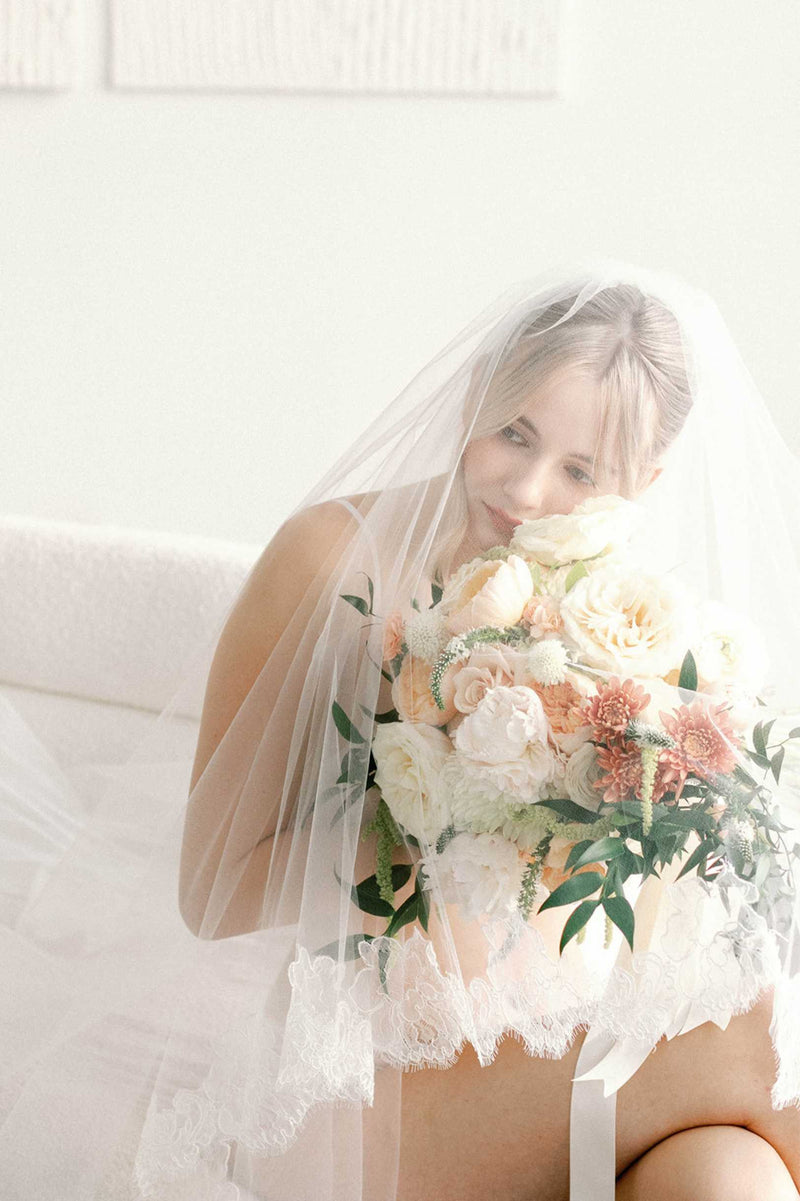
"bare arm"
179,499,369,938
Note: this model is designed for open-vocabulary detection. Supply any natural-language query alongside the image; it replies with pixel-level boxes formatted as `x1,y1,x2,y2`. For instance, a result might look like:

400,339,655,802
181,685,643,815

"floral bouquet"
330,495,800,958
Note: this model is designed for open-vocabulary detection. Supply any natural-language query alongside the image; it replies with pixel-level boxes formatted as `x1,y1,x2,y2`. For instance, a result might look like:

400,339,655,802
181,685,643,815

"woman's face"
460,365,653,552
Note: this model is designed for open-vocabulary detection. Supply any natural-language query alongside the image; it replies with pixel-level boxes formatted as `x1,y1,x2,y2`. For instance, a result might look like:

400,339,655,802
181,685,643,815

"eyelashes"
498,426,596,487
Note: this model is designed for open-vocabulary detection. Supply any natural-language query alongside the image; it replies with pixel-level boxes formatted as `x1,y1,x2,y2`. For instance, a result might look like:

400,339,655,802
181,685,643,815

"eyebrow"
515,415,603,468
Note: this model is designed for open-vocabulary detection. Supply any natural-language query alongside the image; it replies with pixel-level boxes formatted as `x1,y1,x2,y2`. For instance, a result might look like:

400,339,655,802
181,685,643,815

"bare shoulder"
248,493,376,585
189,494,373,793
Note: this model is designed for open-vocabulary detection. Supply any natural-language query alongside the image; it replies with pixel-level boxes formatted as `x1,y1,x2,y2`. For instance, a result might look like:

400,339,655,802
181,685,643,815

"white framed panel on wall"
110,0,565,96
0,0,76,88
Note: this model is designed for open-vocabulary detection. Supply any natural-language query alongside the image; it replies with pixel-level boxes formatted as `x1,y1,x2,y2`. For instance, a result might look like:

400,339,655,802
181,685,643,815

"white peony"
372,721,453,843
559,563,697,677
509,495,644,567
452,685,560,801
437,754,513,833
419,831,526,922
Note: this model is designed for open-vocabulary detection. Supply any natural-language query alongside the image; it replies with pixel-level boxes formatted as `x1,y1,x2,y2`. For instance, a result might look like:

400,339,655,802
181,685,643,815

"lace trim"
134,867,795,1196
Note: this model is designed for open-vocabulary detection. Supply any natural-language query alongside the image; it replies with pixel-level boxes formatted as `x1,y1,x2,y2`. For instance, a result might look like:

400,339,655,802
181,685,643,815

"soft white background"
2,0,798,546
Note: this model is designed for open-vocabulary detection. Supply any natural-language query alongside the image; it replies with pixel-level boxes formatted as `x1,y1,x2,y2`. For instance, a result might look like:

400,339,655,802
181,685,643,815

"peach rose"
383,610,406,663
451,646,529,714
440,554,533,635
392,654,458,726
540,836,607,893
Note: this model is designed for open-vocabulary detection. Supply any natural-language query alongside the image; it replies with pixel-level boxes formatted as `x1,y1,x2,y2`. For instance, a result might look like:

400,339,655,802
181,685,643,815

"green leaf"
675,836,720,880
570,836,626,869
745,748,772,771
564,560,589,592
329,785,366,828
754,854,771,890
340,593,370,616
411,597,420,612
430,581,444,607
788,727,800,740
384,892,420,938
389,863,413,890
559,900,600,954
534,797,603,824
352,865,414,916
332,700,366,745
313,932,375,961
602,894,635,952
537,871,605,912
413,871,430,933
366,574,374,615
677,648,698,694
564,839,595,872
753,721,767,759
771,746,786,784
353,881,394,917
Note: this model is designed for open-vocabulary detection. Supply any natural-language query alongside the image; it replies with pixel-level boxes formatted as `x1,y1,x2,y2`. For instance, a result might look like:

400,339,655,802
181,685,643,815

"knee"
615,1125,799,1201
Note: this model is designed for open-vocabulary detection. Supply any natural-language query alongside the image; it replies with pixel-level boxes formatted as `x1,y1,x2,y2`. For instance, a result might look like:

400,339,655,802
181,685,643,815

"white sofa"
0,514,263,772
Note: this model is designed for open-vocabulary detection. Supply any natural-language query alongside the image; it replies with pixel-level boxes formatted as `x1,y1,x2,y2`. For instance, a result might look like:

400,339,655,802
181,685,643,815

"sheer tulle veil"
2,258,800,1200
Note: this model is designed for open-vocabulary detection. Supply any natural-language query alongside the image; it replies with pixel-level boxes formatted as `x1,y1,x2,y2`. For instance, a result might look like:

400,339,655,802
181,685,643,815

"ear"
647,464,663,488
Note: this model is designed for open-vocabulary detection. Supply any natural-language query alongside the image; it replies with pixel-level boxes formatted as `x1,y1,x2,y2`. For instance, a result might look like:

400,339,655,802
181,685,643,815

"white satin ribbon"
569,996,734,1199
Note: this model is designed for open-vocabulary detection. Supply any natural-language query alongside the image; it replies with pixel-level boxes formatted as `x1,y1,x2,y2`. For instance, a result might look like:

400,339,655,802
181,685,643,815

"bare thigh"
395,986,800,1201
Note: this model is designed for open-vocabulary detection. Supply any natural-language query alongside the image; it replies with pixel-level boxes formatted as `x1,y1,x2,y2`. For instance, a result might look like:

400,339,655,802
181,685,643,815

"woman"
3,261,800,1201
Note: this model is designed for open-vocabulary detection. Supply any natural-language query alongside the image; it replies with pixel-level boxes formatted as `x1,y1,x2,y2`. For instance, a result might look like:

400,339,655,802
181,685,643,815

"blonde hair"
428,283,693,582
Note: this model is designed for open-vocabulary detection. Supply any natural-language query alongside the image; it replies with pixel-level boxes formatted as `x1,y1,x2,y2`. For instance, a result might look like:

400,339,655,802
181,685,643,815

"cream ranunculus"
453,684,559,801
559,564,696,677
509,495,644,567
419,831,526,922
372,722,453,842
439,554,533,635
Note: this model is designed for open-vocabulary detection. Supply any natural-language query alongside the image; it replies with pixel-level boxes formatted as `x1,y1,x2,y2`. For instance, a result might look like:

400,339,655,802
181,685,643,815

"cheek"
461,438,507,491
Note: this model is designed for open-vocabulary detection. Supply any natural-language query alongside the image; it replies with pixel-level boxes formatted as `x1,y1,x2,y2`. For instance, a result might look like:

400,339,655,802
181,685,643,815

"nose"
502,457,553,520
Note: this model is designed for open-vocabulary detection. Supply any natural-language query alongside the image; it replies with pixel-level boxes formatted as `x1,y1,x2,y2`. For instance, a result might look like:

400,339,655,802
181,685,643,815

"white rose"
563,741,605,812
559,564,696,677
453,684,559,801
509,495,644,567
691,599,769,696
372,722,453,842
439,554,533,634
419,831,526,922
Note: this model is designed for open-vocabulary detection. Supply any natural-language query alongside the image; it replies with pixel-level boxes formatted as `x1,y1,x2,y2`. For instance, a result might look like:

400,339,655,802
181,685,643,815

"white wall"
2,0,798,546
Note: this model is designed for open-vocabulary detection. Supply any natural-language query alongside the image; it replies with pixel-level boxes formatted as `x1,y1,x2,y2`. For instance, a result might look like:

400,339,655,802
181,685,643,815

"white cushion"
0,515,262,721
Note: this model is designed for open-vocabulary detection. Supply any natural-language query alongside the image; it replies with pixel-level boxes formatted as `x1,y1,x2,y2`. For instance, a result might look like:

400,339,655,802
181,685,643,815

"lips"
485,504,522,534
